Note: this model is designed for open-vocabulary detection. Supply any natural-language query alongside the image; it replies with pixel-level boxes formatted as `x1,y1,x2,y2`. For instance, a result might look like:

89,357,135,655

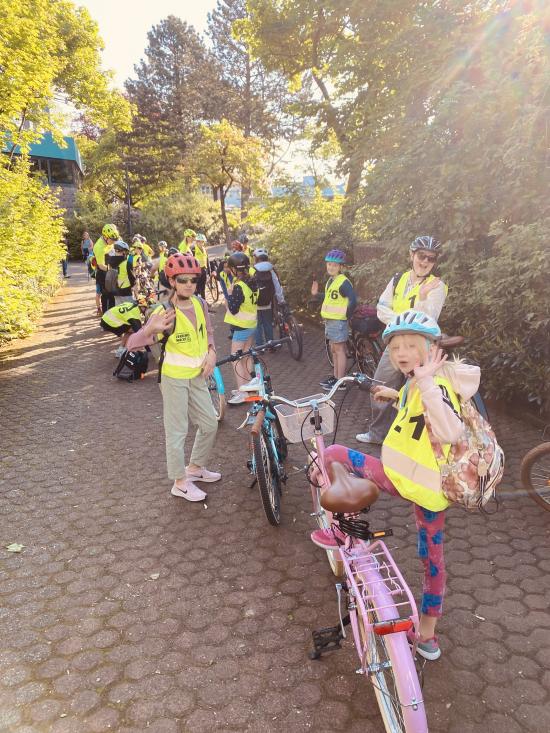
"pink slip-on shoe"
171,480,207,502
186,467,221,483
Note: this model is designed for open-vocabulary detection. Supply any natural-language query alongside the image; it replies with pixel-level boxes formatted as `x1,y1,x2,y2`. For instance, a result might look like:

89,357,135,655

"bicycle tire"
521,442,550,511
252,428,281,525
285,315,303,361
207,276,219,303
207,375,226,422
355,335,379,378
356,564,427,732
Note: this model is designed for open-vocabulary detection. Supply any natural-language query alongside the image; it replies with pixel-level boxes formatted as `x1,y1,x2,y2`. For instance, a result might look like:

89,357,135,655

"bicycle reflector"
244,395,262,402
373,618,414,636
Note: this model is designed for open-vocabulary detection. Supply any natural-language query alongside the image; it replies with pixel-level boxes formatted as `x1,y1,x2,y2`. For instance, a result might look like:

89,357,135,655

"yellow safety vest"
224,280,258,329
242,244,252,259
93,237,107,267
392,272,448,315
382,376,461,511
157,297,208,379
178,241,192,254
154,254,167,284
219,270,232,290
194,245,208,268
321,274,350,321
117,259,131,290
102,302,142,329
142,243,153,257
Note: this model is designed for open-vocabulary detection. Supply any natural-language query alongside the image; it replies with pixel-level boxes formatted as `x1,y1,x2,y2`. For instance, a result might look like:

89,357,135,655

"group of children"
97,227,495,662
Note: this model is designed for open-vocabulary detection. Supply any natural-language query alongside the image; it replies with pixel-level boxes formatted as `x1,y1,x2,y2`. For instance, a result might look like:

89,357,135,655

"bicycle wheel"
325,338,334,367
521,442,550,511
356,568,427,732
285,315,303,361
207,275,219,303
207,373,226,422
252,427,281,525
355,336,378,378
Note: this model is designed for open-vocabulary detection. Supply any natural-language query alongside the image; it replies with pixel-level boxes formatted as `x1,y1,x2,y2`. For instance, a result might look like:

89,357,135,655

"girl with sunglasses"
356,236,448,446
126,254,220,502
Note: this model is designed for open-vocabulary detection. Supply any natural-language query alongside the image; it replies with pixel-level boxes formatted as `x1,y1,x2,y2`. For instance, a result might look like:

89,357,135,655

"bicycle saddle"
320,462,380,513
439,334,465,349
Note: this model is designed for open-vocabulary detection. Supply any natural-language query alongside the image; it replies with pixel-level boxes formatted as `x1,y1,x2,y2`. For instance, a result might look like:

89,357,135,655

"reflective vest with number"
157,297,208,379
224,280,258,329
321,274,349,320
382,376,460,511
102,301,141,329
392,272,448,315
117,259,131,290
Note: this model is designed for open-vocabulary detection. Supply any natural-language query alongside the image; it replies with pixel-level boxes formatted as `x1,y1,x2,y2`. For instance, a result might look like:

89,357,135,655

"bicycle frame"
211,365,225,396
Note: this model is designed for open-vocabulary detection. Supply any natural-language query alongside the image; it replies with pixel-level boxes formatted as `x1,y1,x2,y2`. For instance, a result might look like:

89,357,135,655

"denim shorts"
231,327,256,342
324,318,348,343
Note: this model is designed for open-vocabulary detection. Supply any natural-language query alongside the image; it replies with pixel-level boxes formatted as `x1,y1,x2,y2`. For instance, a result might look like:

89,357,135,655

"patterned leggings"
324,444,446,618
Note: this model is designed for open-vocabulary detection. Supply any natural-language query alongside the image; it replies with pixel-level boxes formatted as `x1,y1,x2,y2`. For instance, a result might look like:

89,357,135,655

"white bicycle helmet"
382,310,441,344
253,247,269,259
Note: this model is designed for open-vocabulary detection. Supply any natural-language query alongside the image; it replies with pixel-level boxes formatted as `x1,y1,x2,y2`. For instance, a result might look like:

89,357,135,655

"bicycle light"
373,618,414,636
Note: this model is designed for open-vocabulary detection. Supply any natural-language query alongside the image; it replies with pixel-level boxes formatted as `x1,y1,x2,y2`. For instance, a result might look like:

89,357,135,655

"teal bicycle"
217,338,290,524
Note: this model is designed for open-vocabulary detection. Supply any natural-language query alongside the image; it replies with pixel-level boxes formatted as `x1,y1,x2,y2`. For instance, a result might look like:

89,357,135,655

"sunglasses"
175,275,198,285
415,252,437,263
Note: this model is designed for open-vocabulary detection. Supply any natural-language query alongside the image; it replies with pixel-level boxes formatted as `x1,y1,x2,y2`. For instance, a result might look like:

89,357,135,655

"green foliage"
137,185,224,247
0,162,64,343
250,190,352,305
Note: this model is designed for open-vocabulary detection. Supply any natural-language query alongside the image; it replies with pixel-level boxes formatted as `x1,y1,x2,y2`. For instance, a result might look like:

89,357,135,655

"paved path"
1,265,549,733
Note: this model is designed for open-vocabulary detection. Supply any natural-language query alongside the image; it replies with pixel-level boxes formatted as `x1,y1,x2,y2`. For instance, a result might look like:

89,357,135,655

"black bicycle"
273,302,304,361
325,327,384,378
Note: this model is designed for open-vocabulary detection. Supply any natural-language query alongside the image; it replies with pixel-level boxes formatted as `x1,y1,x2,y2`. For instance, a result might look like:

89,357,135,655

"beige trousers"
159,375,218,480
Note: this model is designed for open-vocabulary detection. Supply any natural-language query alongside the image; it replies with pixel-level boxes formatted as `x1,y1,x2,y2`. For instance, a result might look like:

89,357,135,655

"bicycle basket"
274,395,335,444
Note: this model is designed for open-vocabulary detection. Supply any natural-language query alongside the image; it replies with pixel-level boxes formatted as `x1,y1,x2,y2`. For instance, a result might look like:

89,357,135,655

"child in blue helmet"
311,310,482,662
311,249,357,390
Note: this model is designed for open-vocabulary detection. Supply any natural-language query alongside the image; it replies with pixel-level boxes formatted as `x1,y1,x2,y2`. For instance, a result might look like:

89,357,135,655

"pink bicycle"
271,375,428,733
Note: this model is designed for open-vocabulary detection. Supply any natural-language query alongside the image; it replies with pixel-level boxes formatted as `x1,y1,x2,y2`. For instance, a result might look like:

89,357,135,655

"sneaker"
227,391,246,405
310,525,347,549
186,466,221,483
320,376,337,390
240,377,261,392
171,480,207,502
407,630,441,661
356,432,382,445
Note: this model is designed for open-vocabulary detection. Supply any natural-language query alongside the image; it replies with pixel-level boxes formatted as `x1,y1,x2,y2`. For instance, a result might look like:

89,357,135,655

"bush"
0,162,65,343
250,190,353,307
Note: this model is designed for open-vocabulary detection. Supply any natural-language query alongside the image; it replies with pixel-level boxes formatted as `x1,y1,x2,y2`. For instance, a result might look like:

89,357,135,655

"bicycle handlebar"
269,373,382,408
216,337,291,367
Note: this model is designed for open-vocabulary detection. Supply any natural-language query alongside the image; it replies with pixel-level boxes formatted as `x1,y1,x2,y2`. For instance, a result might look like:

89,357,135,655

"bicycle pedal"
309,625,344,660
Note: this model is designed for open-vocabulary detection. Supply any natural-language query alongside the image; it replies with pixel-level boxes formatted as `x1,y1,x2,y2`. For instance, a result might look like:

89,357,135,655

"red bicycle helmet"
164,253,201,278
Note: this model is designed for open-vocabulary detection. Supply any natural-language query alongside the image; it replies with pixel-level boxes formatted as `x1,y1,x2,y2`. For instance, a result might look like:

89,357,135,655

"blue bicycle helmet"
325,249,346,264
382,310,441,344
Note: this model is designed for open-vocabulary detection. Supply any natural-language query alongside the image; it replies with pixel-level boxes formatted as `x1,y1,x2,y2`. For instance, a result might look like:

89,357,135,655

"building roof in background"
7,132,83,174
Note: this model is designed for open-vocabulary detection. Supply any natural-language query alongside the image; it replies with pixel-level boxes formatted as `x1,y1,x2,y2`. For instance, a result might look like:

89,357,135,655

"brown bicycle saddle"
320,461,380,513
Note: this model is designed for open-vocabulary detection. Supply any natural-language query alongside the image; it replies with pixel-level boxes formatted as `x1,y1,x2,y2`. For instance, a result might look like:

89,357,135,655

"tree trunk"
240,52,253,221
219,186,230,244
341,150,366,227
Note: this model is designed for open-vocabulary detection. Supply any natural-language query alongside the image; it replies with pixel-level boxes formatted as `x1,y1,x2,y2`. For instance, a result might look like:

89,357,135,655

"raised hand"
419,277,440,300
413,346,447,380
145,308,175,336
311,279,319,296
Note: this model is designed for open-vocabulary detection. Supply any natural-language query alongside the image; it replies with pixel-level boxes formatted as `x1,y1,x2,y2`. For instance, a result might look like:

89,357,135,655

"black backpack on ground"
113,350,149,382
254,269,275,307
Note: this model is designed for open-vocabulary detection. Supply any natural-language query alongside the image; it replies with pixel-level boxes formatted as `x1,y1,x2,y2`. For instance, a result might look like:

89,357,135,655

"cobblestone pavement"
1,265,549,733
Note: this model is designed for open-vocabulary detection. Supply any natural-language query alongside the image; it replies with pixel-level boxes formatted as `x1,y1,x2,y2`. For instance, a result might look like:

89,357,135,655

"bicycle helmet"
409,236,441,253
253,247,269,259
167,246,179,256
183,228,196,239
158,241,167,249
382,310,441,344
239,234,249,244
102,223,119,240
164,253,201,278
325,249,346,264
195,233,207,243
228,252,250,270
114,240,129,252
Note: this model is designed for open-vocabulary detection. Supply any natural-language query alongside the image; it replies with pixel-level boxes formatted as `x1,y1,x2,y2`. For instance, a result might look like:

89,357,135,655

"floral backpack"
427,398,505,511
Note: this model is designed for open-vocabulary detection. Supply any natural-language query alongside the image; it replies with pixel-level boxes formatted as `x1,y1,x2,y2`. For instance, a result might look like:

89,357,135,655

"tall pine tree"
123,16,227,195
